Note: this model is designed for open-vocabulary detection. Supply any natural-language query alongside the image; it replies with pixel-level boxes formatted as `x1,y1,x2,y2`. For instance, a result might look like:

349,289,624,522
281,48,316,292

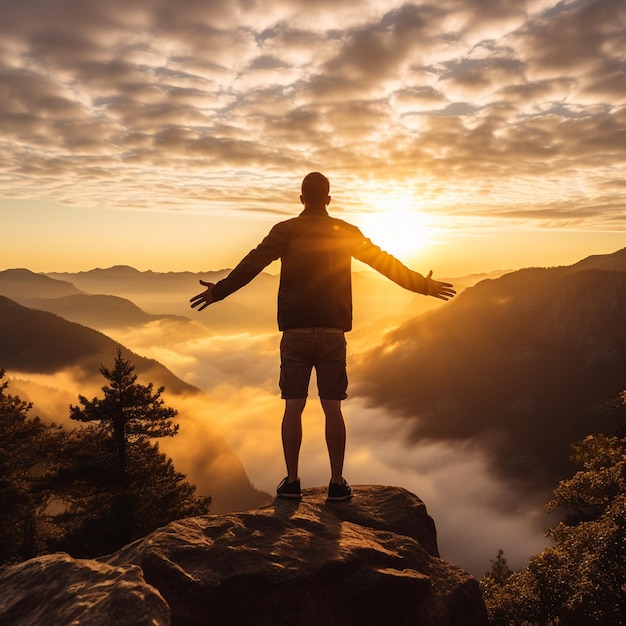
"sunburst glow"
358,192,435,261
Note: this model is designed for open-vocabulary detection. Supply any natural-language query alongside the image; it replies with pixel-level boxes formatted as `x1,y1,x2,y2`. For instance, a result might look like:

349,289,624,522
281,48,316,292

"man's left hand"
425,270,456,301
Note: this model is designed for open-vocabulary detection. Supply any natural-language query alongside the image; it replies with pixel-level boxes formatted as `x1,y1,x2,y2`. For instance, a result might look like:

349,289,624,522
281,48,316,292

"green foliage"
70,347,179,476
62,350,209,554
483,549,513,585
1,357,211,564
482,392,626,625
51,432,211,558
0,369,67,562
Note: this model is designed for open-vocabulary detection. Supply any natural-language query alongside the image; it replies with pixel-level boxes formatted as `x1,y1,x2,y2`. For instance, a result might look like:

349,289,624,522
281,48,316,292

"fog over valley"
1,249,625,576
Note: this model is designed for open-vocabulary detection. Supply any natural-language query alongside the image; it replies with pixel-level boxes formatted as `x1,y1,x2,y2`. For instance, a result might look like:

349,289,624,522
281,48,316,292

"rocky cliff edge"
0,485,487,625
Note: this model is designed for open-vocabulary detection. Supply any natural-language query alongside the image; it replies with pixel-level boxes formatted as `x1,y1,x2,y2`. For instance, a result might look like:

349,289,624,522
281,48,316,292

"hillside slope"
24,293,189,329
0,295,193,394
356,249,626,494
0,295,270,513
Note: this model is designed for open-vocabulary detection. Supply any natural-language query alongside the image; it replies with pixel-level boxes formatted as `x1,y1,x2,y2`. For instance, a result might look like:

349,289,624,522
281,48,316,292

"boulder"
0,486,487,625
107,485,487,625
0,552,170,626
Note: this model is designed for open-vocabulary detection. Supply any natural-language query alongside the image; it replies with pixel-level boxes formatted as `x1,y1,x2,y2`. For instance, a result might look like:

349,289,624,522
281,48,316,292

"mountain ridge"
23,293,189,330
0,269,83,299
565,246,626,273
355,248,626,496
0,295,194,393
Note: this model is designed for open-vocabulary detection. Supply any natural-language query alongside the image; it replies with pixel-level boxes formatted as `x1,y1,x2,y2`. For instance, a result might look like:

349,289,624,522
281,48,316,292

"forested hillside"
356,249,626,495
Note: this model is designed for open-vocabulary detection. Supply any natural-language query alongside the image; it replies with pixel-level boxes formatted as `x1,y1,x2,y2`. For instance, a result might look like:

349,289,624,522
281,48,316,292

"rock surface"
0,486,487,626
0,552,170,626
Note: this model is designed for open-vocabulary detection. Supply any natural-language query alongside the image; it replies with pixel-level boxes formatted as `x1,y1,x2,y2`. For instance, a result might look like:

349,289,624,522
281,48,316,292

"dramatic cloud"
0,0,624,230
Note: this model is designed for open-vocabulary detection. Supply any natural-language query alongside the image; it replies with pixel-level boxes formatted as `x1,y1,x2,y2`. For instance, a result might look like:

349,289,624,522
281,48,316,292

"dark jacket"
211,207,428,331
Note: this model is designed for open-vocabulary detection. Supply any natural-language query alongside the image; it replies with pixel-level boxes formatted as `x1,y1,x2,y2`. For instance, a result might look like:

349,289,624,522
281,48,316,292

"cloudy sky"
1,0,624,275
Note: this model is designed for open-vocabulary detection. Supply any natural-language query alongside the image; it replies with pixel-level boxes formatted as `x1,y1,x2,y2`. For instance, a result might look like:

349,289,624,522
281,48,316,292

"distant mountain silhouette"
46,265,226,296
23,294,189,330
41,265,490,332
356,248,626,496
0,266,275,331
565,246,626,273
0,295,194,394
45,266,279,329
0,269,82,299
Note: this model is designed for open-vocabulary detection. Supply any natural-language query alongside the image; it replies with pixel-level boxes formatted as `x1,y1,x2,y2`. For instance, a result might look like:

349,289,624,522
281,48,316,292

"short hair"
301,172,330,203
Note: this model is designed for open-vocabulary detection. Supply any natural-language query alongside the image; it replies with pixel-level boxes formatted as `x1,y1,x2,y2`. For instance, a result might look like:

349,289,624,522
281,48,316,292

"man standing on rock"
191,172,455,501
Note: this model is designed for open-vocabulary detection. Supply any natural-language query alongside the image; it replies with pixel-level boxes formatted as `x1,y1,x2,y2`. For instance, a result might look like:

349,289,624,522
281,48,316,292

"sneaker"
327,479,353,501
276,477,302,499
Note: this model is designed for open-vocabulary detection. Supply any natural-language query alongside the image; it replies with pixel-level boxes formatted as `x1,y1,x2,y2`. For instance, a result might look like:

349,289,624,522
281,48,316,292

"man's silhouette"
191,172,455,501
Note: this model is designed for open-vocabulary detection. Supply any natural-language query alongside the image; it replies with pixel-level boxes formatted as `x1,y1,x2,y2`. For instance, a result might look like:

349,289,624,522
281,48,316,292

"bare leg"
282,398,306,482
321,399,346,484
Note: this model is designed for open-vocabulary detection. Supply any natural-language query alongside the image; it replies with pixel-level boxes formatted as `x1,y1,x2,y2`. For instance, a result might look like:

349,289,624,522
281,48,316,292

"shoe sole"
326,494,353,502
277,493,302,499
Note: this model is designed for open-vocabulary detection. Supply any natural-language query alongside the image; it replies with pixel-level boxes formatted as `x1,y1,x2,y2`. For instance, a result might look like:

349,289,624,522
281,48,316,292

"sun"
358,192,434,261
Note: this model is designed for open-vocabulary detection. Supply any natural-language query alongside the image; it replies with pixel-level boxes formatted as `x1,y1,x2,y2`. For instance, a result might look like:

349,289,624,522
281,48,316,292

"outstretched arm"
424,270,456,301
191,221,288,311
353,234,456,300
190,280,215,311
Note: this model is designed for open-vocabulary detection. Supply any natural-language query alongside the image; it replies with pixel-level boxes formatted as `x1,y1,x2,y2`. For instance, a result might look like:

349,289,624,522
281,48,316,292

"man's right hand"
190,280,216,311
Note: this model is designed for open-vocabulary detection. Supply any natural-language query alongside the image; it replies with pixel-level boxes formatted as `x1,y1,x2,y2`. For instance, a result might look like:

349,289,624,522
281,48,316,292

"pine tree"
484,549,513,585
2,358,211,561
0,370,66,562
65,349,209,553
69,347,179,479
52,432,211,558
